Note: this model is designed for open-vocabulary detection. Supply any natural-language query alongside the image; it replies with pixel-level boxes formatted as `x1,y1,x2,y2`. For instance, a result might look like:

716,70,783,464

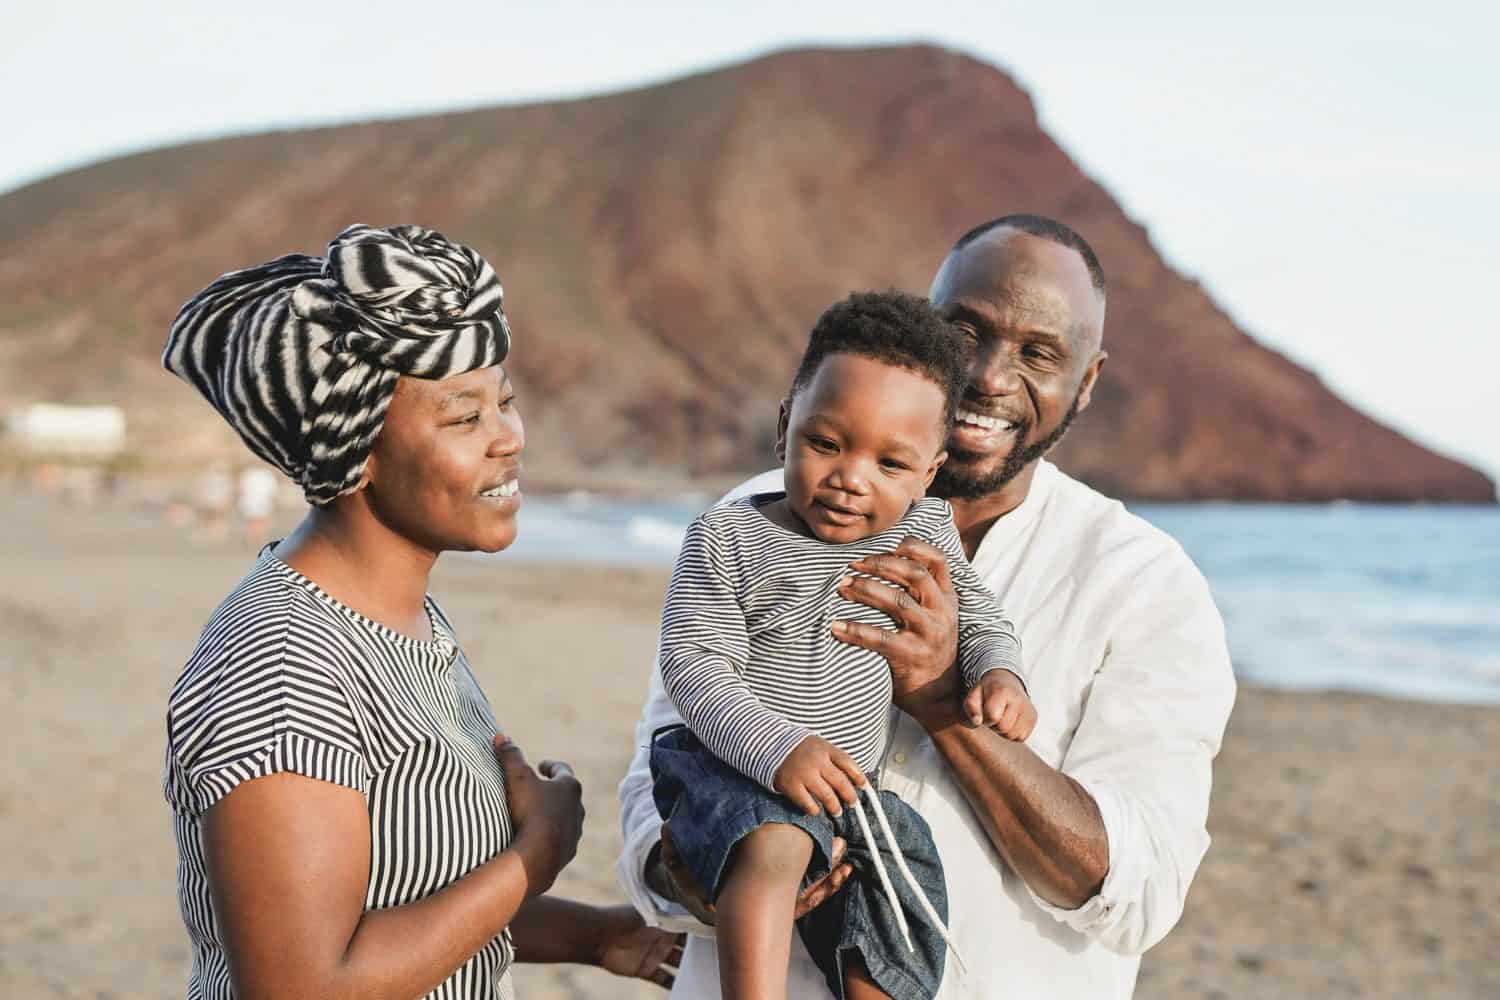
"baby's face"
777,353,948,544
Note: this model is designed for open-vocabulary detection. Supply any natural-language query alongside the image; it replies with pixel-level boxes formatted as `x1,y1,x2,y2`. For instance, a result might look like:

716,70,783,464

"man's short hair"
791,291,969,428
953,214,1106,297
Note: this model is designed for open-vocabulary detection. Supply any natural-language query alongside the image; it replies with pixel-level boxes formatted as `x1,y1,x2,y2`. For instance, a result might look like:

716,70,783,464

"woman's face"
362,365,525,554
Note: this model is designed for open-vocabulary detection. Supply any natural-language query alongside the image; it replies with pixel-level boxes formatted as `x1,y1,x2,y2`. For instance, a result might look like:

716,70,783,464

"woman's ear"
774,398,792,462
353,455,375,492
922,450,948,491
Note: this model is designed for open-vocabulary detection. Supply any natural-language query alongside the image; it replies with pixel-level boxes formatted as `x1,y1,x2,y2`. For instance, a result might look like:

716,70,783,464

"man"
616,214,1236,997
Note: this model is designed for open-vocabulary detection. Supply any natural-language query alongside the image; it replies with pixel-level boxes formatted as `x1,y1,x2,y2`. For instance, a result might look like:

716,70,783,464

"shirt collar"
970,459,1058,572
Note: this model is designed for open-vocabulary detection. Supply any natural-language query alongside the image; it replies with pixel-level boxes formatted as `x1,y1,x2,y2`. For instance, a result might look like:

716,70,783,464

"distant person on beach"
162,224,682,999
235,463,278,546
618,215,1237,998
193,462,233,542
650,292,1035,1000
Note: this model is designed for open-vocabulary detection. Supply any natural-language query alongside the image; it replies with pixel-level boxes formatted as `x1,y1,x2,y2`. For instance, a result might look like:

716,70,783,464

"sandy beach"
2,481,1496,999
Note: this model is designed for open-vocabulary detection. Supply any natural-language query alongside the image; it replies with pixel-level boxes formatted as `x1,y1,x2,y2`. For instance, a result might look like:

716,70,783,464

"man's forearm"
915,703,1109,908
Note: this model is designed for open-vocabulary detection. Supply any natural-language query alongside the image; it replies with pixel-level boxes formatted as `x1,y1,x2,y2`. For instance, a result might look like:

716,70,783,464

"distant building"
4,403,127,457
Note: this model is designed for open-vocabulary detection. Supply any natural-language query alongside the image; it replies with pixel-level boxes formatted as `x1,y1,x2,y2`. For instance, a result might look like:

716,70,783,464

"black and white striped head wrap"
163,224,511,505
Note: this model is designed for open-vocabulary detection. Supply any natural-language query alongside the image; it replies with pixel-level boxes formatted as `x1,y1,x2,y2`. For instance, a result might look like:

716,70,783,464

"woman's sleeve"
166,637,371,816
658,516,810,792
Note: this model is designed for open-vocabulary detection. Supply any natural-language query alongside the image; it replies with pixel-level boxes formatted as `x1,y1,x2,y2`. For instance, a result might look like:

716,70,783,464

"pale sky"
3,1,1496,487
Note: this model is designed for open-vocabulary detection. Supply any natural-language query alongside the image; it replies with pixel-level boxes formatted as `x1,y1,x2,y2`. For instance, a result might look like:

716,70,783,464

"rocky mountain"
0,45,1491,501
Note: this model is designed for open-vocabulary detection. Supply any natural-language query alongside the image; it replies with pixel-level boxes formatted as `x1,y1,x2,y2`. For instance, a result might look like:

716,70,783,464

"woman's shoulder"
167,554,355,715
165,554,375,802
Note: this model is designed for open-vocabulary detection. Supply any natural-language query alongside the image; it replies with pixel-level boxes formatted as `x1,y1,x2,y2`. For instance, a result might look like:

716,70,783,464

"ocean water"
495,494,1500,705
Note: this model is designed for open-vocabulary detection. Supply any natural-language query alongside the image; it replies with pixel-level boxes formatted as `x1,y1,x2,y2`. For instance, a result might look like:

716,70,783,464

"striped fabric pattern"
659,494,1023,791
161,224,511,505
164,550,516,999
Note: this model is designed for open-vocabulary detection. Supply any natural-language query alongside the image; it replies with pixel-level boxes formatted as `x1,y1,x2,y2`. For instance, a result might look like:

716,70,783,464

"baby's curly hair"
790,290,970,430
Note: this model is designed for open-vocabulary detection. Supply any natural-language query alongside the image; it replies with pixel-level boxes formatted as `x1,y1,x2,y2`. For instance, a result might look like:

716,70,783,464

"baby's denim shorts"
650,725,949,1000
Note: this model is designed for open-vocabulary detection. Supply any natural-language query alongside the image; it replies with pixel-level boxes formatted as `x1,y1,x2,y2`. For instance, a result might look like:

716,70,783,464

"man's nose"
970,342,1023,397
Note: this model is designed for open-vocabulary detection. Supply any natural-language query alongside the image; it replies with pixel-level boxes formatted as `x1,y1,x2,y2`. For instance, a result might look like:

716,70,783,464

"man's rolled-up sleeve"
615,653,715,934
1028,548,1236,955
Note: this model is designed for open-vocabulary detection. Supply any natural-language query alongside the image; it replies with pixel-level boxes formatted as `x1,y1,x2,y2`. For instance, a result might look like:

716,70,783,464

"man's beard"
931,388,1083,501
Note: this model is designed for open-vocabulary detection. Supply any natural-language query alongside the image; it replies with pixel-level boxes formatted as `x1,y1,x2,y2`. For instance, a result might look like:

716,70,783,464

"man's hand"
833,537,962,719
964,669,1037,740
772,735,866,817
593,905,685,990
647,823,853,926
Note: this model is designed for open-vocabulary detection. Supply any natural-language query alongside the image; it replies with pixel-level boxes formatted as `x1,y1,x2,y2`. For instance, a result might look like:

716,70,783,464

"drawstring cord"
850,784,969,976
848,792,914,951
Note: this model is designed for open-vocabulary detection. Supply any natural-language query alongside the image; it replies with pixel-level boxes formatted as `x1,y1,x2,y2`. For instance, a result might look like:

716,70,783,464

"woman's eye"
499,395,516,411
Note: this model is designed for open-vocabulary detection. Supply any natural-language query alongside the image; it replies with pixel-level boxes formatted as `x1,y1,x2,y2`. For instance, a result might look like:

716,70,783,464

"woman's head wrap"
163,224,511,505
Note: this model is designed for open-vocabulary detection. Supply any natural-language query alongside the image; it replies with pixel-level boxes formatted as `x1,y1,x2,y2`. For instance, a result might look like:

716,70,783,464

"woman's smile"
478,476,522,511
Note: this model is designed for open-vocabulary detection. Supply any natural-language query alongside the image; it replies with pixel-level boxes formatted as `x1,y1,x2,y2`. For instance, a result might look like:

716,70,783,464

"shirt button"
892,751,908,765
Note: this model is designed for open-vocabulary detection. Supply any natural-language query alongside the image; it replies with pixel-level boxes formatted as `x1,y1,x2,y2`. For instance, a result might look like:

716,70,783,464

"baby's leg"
843,954,895,999
715,822,815,1000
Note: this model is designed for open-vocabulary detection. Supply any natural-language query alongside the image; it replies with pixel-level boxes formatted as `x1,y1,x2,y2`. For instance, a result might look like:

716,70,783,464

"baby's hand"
963,669,1037,741
773,735,867,818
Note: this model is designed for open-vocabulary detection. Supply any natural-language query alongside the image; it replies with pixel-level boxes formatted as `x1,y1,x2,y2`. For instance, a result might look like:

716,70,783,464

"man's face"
775,353,949,544
927,229,1106,500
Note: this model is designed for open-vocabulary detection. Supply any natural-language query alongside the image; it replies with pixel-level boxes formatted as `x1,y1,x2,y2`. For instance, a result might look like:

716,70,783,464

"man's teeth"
480,480,519,499
957,409,1016,431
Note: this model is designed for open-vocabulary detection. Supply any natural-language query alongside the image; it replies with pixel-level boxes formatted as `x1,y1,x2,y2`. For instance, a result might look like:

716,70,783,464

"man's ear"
1076,351,1108,414
774,398,791,462
923,449,948,492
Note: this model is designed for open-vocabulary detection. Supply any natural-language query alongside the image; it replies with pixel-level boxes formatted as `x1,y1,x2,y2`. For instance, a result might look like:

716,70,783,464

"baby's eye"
880,458,911,472
806,436,837,453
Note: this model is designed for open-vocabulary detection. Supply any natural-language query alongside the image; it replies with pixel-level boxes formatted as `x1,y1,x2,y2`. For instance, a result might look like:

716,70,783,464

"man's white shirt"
616,460,1236,998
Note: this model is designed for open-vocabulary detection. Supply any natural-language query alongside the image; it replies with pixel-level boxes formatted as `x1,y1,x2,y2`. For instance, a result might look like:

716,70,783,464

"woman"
162,224,681,998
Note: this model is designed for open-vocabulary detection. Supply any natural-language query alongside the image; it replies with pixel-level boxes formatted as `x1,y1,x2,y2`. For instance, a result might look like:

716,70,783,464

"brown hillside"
0,45,1491,501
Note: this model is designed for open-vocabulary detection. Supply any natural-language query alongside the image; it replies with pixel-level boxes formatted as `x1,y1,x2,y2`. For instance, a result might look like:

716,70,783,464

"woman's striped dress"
164,549,516,999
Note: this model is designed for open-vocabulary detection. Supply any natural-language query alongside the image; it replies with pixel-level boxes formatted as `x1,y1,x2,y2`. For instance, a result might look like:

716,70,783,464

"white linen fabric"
617,460,1236,998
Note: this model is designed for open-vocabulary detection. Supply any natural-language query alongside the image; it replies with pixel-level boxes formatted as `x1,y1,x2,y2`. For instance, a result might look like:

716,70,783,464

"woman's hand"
649,822,853,926
493,734,584,897
594,905,685,990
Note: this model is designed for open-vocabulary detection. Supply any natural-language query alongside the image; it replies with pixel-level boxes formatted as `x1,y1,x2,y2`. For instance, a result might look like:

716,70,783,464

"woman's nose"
487,408,524,457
